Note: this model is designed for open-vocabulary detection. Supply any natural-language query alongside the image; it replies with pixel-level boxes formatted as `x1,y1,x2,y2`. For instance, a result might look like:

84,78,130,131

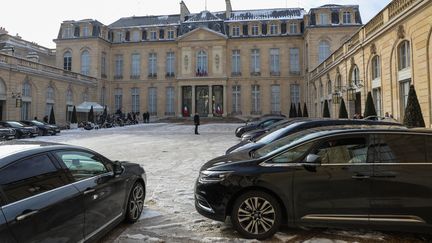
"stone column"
192,85,196,115
178,86,182,117
208,85,213,117
223,85,228,117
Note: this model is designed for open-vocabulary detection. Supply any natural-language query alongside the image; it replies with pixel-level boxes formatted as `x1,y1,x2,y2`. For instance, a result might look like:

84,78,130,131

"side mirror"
304,154,321,164
113,161,125,176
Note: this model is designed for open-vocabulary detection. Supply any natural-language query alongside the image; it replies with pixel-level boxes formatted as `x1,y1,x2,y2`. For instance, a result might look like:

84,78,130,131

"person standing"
194,113,200,135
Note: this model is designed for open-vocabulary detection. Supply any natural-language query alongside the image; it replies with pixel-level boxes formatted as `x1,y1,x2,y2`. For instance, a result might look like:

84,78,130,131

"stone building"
308,0,432,127
53,1,361,120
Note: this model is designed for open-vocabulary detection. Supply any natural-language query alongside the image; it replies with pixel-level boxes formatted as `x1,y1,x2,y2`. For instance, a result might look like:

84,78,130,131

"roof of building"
227,8,306,22
109,15,181,28
186,11,223,23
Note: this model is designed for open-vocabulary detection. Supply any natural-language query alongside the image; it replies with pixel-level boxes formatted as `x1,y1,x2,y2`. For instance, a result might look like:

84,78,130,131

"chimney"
225,0,232,19
0,27,8,35
180,1,191,22
26,52,40,62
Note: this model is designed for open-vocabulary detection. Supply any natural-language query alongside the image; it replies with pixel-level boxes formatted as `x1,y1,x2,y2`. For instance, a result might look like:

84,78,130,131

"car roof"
0,141,90,169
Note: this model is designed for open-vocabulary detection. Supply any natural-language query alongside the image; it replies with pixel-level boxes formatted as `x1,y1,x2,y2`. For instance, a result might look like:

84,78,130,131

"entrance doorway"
212,85,223,116
355,92,362,115
196,86,209,117
181,86,192,117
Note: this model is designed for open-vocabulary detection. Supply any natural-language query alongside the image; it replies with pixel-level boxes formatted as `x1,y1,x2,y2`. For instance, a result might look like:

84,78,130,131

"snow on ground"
30,123,429,243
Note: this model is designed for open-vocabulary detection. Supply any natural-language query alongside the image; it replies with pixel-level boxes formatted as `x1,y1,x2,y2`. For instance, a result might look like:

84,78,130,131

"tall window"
271,85,281,114
251,24,259,36
336,75,342,90
232,50,241,75
373,88,382,117
319,13,329,25
80,50,90,75
115,54,123,79
21,81,31,120
400,80,411,115
148,53,157,77
150,31,157,40
100,87,106,106
166,52,175,76
327,80,332,95
196,50,208,75
114,88,123,112
167,30,175,39
351,65,360,86
343,12,352,24
251,49,260,74
131,53,141,78
63,51,72,71
372,56,380,80
148,87,157,115
166,87,175,115
232,85,241,114
101,52,107,77
270,48,280,74
46,85,55,116
290,84,300,104
270,23,278,35
131,88,140,113
251,85,260,114
82,26,89,37
290,48,300,74
232,26,240,37
318,41,330,63
399,41,411,70
132,31,140,42
289,22,297,34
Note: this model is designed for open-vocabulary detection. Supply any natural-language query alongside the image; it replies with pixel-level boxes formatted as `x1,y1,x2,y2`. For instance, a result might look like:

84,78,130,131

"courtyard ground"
31,123,429,243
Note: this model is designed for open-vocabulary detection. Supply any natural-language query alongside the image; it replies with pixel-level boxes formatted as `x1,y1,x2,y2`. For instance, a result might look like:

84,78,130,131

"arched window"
46,85,55,101
398,41,410,70
22,81,31,97
63,51,72,71
196,50,208,76
318,40,330,63
327,80,332,95
371,56,380,80
336,74,342,90
81,50,90,75
351,65,360,86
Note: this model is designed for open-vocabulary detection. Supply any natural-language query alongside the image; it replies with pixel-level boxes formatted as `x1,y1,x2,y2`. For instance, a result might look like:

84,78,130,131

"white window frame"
63,51,72,71
319,13,329,25
80,50,90,75
197,50,208,73
271,85,281,113
115,54,123,78
131,53,141,77
150,31,157,40
270,48,280,74
166,52,175,75
132,31,140,42
251,49,260,73
232,26,240,37
290,48,300,73
232,85,241,114
270,23,278,35
149,53,157,76
114,88,123,111
289,22,297,34
343,12,352,24
318,41,330,64
251,24,259,36
131,88,140,113
372,56,381,80
231,50,241,74
148,87,157,115
251,85,261,114
82,26,89,37
166,87,175,115
399,41,411,71
290,84,300,104
167,30,175,39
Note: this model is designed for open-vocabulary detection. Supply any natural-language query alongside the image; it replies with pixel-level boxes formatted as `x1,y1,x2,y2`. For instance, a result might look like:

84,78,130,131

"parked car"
240,118,311,142
20,120,59,136
0,125,16,141
227,119,403,154
195,126,432,240
0,121,38,138
235,116,285,138
0,141,146,242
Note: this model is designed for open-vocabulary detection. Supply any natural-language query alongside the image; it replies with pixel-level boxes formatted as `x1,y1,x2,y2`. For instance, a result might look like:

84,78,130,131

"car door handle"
16,210,38,221
83,189,96,195
352,175,370,180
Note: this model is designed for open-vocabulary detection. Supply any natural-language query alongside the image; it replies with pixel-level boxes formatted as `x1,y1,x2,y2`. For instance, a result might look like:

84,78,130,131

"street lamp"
332,91,341,104
347,87,356,101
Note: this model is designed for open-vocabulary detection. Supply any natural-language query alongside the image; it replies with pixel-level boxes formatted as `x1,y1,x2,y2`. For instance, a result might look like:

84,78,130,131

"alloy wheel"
237,196,276,235
128,184,145,220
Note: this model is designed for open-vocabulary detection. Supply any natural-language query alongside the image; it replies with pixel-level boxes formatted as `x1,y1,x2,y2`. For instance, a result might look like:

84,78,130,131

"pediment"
178,27,228,42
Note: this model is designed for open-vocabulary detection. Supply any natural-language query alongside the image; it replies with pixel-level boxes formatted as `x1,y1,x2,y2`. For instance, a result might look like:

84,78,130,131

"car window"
0,154,66,204
271,142,313,163
54,151,109,181
373,134,426,163
313,137,368,164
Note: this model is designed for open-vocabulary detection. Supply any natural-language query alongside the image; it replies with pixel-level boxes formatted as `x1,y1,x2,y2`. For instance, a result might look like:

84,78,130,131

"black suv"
20,120,59,136
235,116,285,138
195,126,432,239
0,121,38,138
0,141,146,242
0,126,16,140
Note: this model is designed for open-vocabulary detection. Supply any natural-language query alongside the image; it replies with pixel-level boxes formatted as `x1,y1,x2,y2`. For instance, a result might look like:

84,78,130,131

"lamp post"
347,87,356,101
12,92,22,108
332,91,341,104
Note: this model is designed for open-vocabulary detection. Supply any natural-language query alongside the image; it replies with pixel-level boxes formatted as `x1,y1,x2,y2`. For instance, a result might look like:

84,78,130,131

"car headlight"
241,135,251,141
198,170,233,183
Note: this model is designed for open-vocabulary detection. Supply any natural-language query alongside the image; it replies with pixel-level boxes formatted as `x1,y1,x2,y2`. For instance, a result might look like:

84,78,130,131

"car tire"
125,182,145,223
231,190,281,240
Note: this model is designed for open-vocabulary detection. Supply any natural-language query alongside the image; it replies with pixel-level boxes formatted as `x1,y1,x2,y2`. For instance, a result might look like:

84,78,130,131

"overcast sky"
1,0,391,48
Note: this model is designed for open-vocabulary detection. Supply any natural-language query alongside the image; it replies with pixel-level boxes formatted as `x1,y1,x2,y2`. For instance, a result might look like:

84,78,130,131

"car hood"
230,142,264,154
200,150,252,171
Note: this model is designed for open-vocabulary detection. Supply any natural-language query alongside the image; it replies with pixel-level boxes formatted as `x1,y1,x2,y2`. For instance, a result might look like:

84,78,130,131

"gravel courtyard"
31,123,428,243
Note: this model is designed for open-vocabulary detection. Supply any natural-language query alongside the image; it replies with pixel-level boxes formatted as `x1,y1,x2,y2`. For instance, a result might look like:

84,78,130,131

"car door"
53,150,127,240
370,133,432,233
0,195,16,243
0,153,84,243
293,134,373,229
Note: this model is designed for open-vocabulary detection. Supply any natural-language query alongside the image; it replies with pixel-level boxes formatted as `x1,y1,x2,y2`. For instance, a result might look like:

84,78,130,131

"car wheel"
125,182,145,223
231,190,281,240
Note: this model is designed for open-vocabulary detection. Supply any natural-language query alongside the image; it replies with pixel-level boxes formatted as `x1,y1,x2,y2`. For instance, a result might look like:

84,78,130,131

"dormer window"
251,24,259,36
167,30,175,39
232,26,240,37
82,26,89,37
62,26,73,38
319,13,329,25
132,31,140,42
115,32,124,43
270,23,278,35
289,22,297,34
343,12,352,24
150,31,157,40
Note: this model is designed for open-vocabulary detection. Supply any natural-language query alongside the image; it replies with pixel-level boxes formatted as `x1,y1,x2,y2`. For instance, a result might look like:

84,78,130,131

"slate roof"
185,11,223,22
227,8,305,22
109,15,181,28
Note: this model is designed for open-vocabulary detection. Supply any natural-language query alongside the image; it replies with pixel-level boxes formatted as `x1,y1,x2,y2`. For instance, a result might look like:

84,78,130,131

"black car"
0,141,146,242
0,121,39,138
20,120,58,136
226,119,403,154
0,126,16,140
196,126,432,239
235,116,285,138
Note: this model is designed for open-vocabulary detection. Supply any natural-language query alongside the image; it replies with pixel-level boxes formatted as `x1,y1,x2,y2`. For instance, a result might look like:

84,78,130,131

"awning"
68,102,105,113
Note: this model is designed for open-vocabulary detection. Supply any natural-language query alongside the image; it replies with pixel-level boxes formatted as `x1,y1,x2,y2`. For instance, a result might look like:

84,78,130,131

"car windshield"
7,122,24,128
255,128,334,158
31,120,45,126
256,122,305,144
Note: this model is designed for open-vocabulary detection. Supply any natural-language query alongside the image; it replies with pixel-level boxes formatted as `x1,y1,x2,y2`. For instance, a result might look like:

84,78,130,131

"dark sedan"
196,126,432,239
235,116,285,138
227,119,403,154
0,126,16,140
0,121,38,139
20,120,58,136
0,141,146,242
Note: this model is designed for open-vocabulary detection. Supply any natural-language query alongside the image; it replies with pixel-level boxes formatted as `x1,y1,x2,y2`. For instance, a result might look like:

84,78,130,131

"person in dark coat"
43,115,48,123
194,113,200,135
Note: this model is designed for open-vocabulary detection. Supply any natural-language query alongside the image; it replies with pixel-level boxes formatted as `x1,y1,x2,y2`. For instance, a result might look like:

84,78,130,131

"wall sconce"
12,92,22,108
